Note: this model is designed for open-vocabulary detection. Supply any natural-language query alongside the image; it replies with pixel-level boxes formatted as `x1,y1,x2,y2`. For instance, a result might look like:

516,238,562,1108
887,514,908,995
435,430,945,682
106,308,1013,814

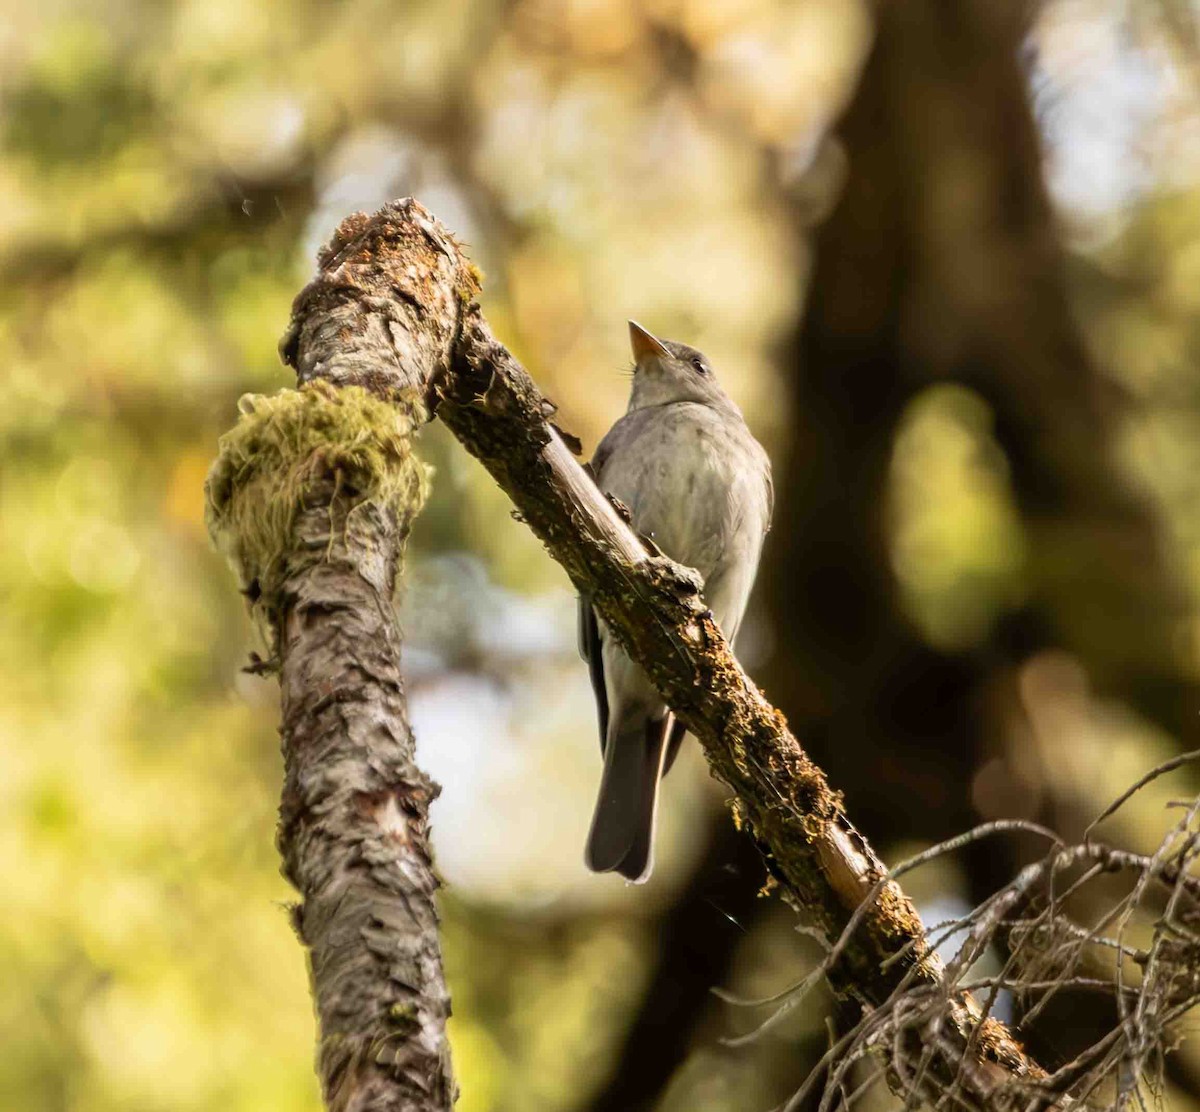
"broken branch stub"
279,201,480,415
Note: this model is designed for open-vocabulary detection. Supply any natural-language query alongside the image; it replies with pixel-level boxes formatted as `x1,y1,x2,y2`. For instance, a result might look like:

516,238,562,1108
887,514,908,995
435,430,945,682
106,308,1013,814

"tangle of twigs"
720,752,1200,1111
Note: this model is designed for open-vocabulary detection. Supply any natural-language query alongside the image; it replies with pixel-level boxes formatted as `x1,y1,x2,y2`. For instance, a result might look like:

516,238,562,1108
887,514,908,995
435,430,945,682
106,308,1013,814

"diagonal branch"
269,197,1054,1108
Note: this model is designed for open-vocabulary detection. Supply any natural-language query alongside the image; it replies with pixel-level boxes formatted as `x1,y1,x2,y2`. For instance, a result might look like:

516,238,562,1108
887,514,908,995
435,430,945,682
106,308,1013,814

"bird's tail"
584,714,673,883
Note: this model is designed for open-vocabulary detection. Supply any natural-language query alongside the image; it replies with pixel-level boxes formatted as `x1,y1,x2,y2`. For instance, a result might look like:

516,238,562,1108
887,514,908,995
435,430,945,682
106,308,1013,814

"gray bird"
579,321,773,883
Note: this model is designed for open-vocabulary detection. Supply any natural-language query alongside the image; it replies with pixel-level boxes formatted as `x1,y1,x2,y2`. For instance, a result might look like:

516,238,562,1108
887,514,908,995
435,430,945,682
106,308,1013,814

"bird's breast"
597,404,766,581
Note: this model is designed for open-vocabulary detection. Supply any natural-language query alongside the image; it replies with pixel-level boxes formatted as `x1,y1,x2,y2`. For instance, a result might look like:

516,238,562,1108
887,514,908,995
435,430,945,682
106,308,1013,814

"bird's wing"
577,595,609,752
578,420,637,754
590,433,616,478
762,460,775,532
661,713,688,776
589,411,639,488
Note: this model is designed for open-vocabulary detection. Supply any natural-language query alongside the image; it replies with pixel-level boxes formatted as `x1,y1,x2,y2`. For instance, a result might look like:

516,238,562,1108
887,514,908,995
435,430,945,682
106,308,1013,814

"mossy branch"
206,381,428,617
206,270,454,1109
437,308,1050,1110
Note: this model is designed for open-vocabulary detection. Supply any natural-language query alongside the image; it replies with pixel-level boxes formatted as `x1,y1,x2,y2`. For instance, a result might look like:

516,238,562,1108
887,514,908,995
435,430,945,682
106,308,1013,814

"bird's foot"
606,493,634,524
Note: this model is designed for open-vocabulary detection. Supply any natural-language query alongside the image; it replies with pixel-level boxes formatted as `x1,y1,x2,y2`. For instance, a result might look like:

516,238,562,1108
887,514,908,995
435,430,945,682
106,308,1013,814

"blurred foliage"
1,0,1199,1108
887,385,1028,651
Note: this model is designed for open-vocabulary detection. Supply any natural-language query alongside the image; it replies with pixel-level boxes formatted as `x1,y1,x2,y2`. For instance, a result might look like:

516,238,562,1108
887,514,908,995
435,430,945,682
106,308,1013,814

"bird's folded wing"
577,595,609,752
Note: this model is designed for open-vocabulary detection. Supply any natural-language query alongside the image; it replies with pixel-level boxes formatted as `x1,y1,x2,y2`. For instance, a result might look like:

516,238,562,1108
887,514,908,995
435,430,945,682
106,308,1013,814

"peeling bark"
208,437,454,1109
259,198,1051,1106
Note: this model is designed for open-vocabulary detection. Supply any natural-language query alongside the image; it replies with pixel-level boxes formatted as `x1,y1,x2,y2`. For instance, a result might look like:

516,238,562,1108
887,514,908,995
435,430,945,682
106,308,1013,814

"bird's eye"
691,358,707,375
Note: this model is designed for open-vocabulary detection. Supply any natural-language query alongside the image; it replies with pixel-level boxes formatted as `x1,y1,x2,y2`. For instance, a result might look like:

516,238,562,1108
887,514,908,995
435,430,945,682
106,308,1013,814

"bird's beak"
629,320,671,362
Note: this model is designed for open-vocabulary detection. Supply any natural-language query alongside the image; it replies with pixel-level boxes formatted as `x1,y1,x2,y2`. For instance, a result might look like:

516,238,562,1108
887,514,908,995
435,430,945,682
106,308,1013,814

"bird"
579,321,773,883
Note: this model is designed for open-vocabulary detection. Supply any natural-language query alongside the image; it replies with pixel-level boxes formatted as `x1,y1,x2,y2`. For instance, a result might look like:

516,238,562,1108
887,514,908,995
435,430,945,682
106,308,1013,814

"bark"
206,204,477,1109
208,417,455,1110
260,198,1050,1106
279,491,454,1111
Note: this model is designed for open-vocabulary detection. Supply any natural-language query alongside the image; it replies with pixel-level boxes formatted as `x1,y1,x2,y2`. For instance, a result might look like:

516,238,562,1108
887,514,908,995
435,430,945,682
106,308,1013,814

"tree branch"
207,249,460,1106
259,197,1053,1107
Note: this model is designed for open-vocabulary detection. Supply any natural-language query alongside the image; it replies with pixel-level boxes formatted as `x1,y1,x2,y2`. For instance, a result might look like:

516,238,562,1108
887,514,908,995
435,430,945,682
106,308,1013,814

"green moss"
205,381,428,604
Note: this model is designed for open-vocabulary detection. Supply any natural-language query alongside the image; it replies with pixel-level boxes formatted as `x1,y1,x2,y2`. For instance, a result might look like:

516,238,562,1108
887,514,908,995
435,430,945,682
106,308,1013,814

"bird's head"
626,321,736,412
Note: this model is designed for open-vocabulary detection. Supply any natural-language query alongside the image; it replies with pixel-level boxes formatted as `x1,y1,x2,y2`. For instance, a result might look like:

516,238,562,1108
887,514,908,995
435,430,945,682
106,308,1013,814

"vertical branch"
206,200,481,1110
206,385,452,1109
276,485,453,1110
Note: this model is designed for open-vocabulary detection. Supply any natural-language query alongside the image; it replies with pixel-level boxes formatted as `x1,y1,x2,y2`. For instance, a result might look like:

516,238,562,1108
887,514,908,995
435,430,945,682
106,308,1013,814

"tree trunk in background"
766,0,1195,1078
583,816,771,1112
770,0,1193,851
